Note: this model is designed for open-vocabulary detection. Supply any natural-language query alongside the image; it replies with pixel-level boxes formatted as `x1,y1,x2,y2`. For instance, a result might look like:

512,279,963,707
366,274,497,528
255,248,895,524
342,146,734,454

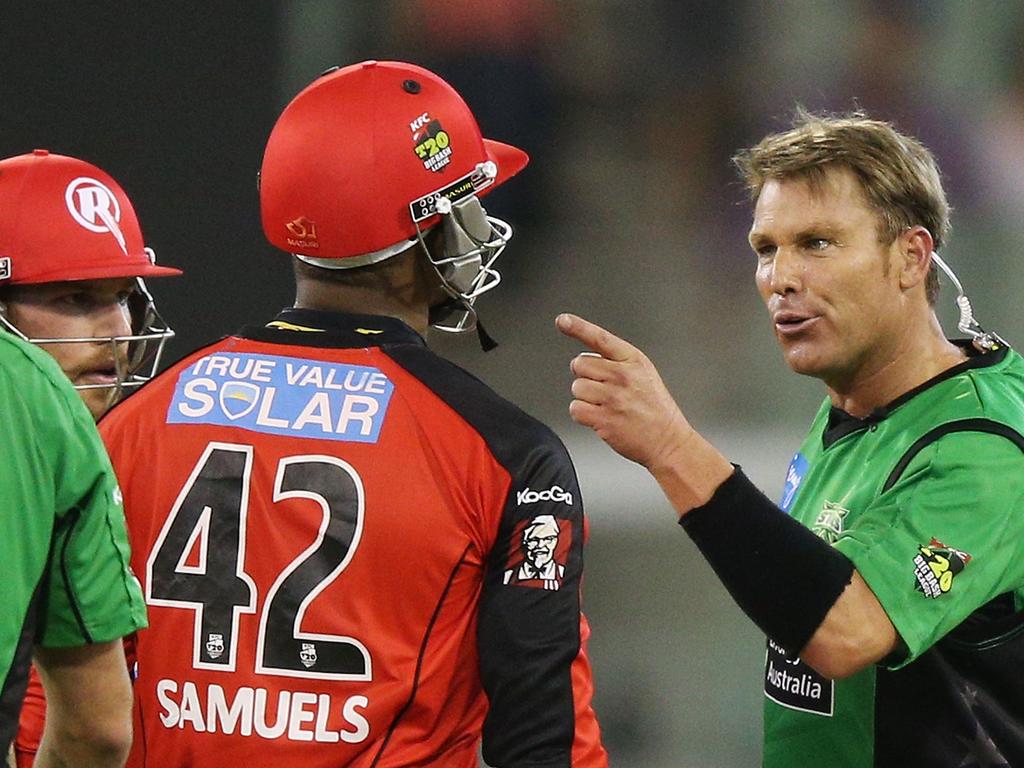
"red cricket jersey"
99,309,607,767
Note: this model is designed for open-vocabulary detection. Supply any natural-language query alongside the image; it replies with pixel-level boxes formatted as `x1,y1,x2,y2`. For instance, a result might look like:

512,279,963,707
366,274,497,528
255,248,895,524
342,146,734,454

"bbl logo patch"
300,642,317,669
913,538,972,598
206,633,225,660
812,501,849,544
410,112,453,172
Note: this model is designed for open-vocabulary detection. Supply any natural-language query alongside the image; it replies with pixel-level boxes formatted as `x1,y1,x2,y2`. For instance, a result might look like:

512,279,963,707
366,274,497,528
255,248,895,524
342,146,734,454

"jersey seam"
369,542,474,766
101,488,146,634
59,505,94,644
881,419,1024,493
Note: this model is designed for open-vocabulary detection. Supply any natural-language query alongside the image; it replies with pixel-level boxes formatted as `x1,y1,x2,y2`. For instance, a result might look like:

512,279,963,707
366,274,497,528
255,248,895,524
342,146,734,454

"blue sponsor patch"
167,352,393,443
779,452,808,513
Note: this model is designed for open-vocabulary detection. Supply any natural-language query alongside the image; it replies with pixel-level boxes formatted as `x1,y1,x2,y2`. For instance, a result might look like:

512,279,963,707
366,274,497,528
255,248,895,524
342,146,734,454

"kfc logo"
503,515,570,591
65,177,128,254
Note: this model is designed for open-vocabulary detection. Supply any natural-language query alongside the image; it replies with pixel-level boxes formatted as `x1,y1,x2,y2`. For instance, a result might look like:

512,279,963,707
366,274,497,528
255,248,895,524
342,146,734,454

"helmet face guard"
416,188,513,333
0,277,174,398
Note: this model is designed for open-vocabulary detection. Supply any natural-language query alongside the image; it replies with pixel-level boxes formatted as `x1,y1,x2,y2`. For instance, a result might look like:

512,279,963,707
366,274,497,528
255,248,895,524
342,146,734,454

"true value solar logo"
167,352,394,443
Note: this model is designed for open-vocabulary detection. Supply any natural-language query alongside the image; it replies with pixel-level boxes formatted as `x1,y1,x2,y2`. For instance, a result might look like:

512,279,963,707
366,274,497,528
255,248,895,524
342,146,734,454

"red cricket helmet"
0,150,180,401
0,149,181,283
259,59,529,264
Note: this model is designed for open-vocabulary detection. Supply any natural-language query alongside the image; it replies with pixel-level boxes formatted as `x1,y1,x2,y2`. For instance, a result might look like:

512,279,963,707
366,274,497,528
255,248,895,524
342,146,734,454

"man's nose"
769,247,803,295
96,301,132,339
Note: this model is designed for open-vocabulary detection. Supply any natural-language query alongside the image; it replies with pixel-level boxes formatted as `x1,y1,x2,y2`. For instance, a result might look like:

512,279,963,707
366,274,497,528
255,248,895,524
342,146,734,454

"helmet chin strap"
427,297,499,351
930,251,1005,352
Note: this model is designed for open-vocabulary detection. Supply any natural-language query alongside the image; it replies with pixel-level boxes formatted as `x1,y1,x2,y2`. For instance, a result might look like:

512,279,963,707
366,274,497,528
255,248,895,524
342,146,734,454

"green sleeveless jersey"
764,342,1024,768
0,333,147,749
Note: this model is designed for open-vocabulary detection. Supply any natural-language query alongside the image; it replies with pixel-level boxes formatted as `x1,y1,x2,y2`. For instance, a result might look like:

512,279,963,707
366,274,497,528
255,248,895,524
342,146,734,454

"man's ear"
898,226,935,292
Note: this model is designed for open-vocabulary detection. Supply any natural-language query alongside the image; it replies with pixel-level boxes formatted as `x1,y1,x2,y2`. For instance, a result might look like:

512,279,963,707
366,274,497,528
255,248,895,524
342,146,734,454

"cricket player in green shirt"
558,110,1024,767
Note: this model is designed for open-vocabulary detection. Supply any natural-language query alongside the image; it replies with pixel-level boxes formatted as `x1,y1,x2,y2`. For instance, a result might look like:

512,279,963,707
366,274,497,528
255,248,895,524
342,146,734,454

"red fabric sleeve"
14,665,45,766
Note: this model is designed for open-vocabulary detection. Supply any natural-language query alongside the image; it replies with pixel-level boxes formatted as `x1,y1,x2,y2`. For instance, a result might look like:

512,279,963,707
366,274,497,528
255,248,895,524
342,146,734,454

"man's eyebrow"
794,222,842,239
748,222,843,247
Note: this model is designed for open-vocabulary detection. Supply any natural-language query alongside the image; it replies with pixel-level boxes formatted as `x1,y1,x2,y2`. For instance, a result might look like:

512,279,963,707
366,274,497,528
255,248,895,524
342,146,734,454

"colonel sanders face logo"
523,517,559,571
206,633,225,660
503,515,568,591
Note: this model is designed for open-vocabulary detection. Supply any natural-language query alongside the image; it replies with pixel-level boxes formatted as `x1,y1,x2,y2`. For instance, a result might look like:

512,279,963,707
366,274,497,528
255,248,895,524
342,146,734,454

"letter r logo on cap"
65,177,128,254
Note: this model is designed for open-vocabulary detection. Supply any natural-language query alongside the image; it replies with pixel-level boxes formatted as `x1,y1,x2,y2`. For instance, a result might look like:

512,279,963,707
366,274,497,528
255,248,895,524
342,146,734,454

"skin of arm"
32,641,132,768
556,312,897,678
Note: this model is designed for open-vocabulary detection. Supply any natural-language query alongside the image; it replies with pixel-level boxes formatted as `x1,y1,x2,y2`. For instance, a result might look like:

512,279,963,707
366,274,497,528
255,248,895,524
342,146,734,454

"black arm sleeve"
679,467,855,654
477,441,586,768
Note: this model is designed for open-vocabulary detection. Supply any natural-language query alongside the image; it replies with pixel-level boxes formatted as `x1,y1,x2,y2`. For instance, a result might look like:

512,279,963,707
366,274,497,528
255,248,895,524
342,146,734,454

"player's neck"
294,284,431,335
826,311,966,418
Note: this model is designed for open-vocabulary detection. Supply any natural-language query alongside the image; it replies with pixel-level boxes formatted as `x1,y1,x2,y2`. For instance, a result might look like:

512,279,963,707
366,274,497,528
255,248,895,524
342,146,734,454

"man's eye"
755,245,776,260
806,238,831,251
60,293,94,307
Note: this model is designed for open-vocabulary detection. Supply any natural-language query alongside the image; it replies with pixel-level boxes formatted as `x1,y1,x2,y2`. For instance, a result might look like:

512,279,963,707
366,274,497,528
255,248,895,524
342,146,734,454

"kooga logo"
517,485,573,506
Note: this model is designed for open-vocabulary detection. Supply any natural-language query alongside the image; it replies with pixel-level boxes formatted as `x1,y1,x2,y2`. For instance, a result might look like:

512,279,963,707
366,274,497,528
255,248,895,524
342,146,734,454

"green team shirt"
0,333,147,746
763,342,1024,768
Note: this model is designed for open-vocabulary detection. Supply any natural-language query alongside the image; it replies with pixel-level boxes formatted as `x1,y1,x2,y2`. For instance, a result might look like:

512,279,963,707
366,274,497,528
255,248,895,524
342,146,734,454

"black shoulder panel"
882,418,1024,494
381,344,568,471
0,584,41,751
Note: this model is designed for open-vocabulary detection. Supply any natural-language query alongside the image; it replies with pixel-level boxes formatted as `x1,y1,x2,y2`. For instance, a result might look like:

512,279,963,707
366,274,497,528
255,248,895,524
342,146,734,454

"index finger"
555,313,638,362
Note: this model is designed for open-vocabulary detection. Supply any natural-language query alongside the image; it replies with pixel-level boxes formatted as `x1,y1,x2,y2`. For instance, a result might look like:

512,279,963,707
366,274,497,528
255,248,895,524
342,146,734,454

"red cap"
0,150,181,284
260,60,529,261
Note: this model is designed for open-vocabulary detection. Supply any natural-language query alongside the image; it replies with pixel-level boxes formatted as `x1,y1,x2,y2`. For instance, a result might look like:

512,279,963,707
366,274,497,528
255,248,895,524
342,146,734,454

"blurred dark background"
4,3,1024,764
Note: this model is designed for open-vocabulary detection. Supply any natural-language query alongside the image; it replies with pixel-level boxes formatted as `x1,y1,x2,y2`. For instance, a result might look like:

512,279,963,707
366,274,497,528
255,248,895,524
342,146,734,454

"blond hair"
733,109,949,304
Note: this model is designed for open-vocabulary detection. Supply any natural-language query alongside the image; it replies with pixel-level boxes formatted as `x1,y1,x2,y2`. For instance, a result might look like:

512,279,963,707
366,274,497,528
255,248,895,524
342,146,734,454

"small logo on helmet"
286,216,319,250
0,257,10,281
65,177,128,255
411,114,452,173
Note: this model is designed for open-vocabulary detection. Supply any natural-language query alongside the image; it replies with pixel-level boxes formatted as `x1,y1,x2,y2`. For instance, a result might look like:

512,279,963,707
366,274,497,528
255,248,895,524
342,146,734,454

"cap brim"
13,258,182,284
483,139,529,191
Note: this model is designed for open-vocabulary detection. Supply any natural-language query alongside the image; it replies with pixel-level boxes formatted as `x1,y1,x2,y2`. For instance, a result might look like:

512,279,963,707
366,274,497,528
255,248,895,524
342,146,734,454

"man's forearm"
678,467,855,656
646,427,735,518
34,642,132,768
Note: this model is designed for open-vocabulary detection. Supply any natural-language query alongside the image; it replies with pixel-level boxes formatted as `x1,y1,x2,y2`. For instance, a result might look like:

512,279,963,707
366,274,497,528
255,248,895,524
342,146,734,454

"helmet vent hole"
402,79,421,94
